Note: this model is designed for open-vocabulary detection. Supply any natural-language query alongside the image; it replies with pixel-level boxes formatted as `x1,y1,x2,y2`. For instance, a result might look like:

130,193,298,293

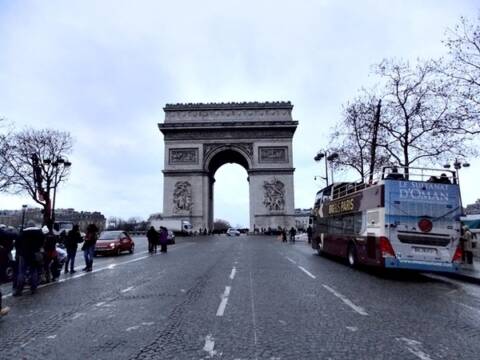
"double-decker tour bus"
311,167,463,272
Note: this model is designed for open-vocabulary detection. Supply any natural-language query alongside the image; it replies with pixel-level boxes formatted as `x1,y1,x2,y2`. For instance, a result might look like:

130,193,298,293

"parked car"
226,228,241,236
94,231,134,256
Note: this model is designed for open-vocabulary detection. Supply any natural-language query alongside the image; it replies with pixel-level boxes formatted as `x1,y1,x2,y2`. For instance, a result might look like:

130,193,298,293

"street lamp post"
43,157,72,228
21,205,27,231
314,151,339,186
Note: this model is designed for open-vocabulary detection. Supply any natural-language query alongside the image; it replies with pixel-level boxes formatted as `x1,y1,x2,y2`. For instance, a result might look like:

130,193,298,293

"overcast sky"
0,0,479,227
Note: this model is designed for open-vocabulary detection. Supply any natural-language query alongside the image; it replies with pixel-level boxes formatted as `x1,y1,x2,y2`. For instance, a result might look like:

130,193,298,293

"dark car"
94,231,134,256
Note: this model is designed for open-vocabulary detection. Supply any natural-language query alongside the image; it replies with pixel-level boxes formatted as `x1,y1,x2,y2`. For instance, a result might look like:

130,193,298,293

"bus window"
343,216,354,233
354,213,363,234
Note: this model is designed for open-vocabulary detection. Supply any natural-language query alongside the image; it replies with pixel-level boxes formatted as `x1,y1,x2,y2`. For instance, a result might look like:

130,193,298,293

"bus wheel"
347,244,357,268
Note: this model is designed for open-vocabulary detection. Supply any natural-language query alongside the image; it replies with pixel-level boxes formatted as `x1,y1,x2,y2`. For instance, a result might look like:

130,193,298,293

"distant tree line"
328,13,480,181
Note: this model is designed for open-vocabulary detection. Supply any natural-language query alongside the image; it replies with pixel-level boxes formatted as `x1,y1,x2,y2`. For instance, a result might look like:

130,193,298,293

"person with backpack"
65,224,82,273
82,223,99,272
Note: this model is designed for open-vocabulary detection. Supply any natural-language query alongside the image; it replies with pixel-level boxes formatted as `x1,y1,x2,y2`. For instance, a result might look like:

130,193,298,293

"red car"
94,231,135,256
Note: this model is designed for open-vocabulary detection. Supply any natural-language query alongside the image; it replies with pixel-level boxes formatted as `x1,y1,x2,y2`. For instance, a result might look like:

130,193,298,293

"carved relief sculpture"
169,148,198,164
263,178,285,211
173,181,193,213
259,147,288,163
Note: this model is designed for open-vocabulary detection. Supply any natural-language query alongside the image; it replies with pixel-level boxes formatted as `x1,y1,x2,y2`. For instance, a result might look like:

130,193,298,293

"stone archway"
159,102,298,232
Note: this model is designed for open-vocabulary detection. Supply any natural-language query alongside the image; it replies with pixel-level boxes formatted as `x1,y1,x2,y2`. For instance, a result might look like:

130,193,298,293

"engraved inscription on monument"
263,178,285,211
169,148,198,165
259,146,288,163
173,181,193,213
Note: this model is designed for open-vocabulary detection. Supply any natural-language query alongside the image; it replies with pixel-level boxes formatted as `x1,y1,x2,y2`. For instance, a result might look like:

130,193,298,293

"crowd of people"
0,223,100,317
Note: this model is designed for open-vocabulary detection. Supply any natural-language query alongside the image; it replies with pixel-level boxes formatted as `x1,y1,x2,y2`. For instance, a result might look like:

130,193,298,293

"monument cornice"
248,168,295,175
162,169,209,176
164,101,293,111
159,121,298,133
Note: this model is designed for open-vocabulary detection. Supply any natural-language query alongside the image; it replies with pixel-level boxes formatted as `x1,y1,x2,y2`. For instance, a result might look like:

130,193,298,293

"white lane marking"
216,286,232,316
121,286,134,293
229,267,237,280
126,325,140,332
2,243,194,299
346,326,358,332
71,312,85,320
298,266,316,279
396,337,433,360
322,284,368,316
286,257,296,264
142,322,154,326
203,334,217,357
249,270,259,360
95,302,106,307
456,301,480,315
107,264,116,269
46,335,57,339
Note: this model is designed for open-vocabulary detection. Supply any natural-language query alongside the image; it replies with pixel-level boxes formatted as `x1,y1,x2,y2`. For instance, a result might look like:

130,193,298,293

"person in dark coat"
307,225,313,244
282,228,287,243
159,227,168,253
0,228,14,315
65,225,82,273
147,226,159,254
82,223,99,272
289,227,297,243
14,227,45,296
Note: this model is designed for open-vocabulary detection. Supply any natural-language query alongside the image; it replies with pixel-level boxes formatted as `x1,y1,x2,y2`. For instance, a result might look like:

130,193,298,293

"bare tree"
374,58,476,176
441,14,480,134
0,118,15,191
0,128,73,226
330,92,390,182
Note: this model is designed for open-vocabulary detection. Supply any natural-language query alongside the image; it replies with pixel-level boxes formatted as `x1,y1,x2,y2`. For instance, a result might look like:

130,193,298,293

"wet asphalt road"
1,235,480,360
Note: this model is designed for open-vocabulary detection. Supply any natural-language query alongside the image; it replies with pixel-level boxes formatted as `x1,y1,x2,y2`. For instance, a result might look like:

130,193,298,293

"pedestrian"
282,228,287,243
65,224,82,273
307,225,313,244
0,230,12,315
0,290,9,316
159,226,168,253
147,226,158,254
43,227,57,282
289,227,296,243
14,227,45,296
462,225,476,265
82,223,99,272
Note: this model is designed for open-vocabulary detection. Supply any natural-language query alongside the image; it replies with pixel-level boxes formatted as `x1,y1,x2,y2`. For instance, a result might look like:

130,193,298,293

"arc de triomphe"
158,101,298,232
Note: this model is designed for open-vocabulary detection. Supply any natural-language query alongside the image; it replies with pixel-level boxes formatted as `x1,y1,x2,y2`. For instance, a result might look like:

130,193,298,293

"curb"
442,271,480,285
